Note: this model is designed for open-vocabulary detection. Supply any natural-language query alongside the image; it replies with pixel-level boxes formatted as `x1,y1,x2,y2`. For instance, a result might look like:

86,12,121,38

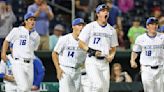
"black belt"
96,56,105,60
15,58,31,63
62,65,77,69
144,65,162,69
81,72,86,75
88,55,105,60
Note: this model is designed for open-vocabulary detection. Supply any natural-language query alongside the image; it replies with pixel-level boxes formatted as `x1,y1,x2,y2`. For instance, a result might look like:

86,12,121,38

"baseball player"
1,12,40,92
8,41,44,92
52,18,86,92
31,56,45,92
78,4,118,92
130,17,164,92
0,54,17,92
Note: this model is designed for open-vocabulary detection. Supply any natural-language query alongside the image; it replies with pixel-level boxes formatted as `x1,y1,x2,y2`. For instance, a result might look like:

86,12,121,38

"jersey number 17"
93,37,101,44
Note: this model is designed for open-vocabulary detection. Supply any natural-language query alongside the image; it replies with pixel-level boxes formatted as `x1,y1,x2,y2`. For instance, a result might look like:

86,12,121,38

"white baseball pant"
85,56,109,92
81,73,91,92
9,57,34,92
5,82,17,92
59,65,81,92
141,65,163,92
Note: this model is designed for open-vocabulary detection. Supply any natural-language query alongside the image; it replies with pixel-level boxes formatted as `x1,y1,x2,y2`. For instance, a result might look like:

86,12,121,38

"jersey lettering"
93,37,100,44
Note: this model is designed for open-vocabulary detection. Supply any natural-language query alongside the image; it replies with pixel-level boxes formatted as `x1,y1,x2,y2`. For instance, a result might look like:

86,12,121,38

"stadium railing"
0,82,143,92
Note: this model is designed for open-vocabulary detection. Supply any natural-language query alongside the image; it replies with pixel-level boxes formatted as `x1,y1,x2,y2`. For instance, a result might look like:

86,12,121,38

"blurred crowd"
1,0,164,51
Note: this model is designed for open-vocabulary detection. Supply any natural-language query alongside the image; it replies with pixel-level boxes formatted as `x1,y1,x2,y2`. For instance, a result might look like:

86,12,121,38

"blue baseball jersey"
33,56,45,88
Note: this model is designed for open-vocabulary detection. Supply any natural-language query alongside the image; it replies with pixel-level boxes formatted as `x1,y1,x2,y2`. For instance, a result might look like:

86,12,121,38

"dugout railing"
0,82,143,92
34,50,140,82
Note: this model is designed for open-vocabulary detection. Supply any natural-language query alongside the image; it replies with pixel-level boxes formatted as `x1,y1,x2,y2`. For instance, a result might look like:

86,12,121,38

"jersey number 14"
68,51,74,57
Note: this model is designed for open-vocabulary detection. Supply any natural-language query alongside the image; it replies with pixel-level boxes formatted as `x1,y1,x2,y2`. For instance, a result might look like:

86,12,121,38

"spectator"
49,24,65,51
111,63,132,82
75,0,102,22
152,7,164,23
117,0,134,13
127,17,146,49
115,24,125,50
158,26,164,33
106,0,123,30
75,0,90,22
152,7,164,33
75,0,90,21
0,1,16,49
27,0,54,50
158,17,164,33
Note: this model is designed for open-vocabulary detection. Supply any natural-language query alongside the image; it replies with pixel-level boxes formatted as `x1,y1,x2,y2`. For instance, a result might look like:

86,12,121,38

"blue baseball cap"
96,4,109,13
72,18,85,26
146,17,158,25
24,13,36,20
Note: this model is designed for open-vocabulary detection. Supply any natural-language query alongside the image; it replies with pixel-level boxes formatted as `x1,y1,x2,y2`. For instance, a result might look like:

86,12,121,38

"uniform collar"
21,26,35,35
29,29,35,35
146,32,157,38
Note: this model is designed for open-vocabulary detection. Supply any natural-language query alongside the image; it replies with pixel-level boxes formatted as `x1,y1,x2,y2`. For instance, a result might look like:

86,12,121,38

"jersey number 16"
20,40,26,45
